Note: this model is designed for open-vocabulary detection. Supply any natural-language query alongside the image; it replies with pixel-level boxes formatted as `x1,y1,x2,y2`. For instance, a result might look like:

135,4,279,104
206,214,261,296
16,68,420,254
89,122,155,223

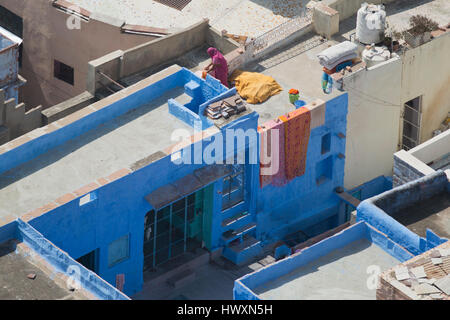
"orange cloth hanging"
278,107,311,180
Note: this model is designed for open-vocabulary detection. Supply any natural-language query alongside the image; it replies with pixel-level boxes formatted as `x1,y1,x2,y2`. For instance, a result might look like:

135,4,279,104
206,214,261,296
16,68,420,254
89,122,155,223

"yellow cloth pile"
229,70,283,104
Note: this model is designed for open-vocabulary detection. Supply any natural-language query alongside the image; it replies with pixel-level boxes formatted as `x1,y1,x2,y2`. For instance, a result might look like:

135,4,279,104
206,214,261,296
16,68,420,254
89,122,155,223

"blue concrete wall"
168,73,230,128
233,221,413,300
256,93,348,244
0,219,128,300
347,175,392,201
357,171,448,256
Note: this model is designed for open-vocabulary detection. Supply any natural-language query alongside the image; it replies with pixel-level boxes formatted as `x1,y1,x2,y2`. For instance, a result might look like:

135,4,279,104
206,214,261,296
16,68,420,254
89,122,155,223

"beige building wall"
342,32,450,189
401,32,450,143
342,57,403,189
0,0,156,108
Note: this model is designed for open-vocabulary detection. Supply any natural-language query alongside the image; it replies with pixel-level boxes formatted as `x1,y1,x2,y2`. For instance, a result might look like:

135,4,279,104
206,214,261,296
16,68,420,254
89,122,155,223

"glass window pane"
108,235,129,268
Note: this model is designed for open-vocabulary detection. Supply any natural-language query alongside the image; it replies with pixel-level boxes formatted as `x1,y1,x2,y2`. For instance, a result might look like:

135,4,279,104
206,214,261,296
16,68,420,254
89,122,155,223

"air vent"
154,0,192,11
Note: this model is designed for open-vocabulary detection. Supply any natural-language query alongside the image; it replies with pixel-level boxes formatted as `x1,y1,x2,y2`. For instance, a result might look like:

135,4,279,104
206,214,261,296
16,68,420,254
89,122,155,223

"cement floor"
134,255,270,300
244,33,341,124
135,263,237,300
390,192,450,239
0,87,193,219
253,238,399,300
70,0,311,37
0,240,79,300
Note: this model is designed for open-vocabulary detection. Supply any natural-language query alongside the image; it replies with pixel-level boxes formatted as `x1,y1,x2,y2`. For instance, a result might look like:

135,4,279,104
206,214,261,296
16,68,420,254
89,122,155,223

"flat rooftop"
245,33,340,124
387,192,450,239
339,0,450,40
243,0,450,125
0,239,88,300
69,0,310,37
0,86,193,219
253,238,399,300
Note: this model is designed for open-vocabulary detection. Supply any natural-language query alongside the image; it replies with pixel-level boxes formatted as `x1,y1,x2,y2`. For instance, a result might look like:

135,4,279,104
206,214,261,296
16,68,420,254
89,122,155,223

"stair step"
222,222,256,243
166,269,195,289
228,236,261,253
184,80,201,97
221,211,249,227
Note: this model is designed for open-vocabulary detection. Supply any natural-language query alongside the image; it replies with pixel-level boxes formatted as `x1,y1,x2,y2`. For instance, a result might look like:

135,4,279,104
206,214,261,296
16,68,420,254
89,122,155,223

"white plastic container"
362,45,391,68
356,3,386,45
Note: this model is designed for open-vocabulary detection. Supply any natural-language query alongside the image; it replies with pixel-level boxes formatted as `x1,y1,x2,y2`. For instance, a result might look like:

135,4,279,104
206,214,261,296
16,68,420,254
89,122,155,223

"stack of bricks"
377,241,450,300
0,89,43,145
377,276,416,300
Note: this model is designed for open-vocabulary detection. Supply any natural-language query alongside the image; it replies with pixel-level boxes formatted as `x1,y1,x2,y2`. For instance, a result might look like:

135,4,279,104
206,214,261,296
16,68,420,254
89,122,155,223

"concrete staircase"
222,234,263,266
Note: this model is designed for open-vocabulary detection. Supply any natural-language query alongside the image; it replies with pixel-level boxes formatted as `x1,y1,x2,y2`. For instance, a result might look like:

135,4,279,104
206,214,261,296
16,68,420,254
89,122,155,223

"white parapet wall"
393,129,450,187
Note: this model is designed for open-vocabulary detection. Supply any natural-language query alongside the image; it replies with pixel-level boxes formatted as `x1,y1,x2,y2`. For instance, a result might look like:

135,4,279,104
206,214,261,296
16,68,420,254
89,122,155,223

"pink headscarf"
207,47,229,87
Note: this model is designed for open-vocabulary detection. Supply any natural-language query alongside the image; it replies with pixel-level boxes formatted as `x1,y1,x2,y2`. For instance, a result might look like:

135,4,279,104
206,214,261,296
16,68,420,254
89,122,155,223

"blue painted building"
0,26,24,103
0,65,350,297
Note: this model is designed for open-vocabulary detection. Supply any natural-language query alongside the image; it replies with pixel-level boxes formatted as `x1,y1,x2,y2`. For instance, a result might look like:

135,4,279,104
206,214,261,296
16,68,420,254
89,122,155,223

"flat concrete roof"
69,0,310,37
244,33,341,124
243,0,450,125
388,192,450,239
0,239,88,300
0,87,192,219
338,0,450,40
253,238,399,300
385,0,450,32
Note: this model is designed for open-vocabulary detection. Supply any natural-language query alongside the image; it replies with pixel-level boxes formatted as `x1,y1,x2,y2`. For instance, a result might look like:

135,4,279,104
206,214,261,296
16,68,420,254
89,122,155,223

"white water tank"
362,45,391,68
356,3,386,45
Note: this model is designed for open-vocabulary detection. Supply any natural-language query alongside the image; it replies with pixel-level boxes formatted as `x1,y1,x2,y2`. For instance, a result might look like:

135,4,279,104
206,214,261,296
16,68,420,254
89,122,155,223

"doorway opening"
76,249,98,273
143,185,213,271
401,96,422,150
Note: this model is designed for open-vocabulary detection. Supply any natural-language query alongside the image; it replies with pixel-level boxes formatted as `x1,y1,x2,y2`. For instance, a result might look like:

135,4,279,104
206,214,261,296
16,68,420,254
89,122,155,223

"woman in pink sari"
204,47,229,88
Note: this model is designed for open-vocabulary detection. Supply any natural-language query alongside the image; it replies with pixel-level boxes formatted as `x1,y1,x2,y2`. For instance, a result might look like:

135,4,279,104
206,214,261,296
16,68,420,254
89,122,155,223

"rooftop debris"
27,273,36,280
407,15,439,36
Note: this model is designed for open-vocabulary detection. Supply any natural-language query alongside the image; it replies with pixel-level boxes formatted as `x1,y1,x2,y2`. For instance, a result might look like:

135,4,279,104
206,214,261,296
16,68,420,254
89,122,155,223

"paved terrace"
0,68,199,220
0,239,89,300
253,238,398,300
69,0,310,37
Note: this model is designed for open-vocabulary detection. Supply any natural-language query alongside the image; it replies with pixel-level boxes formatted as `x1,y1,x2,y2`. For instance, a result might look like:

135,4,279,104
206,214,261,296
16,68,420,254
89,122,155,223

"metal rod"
97,70,125,89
